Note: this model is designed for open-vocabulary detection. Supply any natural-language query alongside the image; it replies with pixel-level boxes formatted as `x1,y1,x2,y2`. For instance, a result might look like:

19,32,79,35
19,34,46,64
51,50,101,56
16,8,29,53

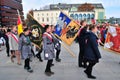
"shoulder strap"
10,33,18,43
43,32,53,42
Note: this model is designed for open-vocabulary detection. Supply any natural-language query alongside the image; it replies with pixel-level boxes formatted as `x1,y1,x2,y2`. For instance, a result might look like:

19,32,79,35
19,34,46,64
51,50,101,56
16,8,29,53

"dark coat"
84,31,101,62
78,27,88,54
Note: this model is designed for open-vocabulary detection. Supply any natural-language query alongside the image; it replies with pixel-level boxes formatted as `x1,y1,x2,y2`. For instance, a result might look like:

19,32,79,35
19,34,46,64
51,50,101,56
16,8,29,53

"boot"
84,70,96,79
56,58,61,62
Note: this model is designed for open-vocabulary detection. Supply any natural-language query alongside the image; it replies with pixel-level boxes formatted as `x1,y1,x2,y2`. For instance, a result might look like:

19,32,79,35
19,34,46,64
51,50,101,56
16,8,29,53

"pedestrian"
18,28,33,73
51,25,61,62
84,25,101,79
9,25,21,65
29,28,43,62
0,28,10,57
43,25,55,76
78,20,87,68
35,46,43,62
5,28,11,57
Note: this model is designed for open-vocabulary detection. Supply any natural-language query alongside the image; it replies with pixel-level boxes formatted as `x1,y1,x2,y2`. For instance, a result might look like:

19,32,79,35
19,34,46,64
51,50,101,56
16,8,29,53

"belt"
47,43,52,45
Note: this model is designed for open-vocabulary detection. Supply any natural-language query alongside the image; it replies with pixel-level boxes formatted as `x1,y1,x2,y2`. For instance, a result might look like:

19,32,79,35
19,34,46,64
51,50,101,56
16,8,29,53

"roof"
50,3,104,9
34,3,104,11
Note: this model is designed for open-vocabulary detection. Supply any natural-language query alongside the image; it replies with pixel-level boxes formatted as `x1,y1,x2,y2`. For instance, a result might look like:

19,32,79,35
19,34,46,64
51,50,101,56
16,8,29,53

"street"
0,43,120,80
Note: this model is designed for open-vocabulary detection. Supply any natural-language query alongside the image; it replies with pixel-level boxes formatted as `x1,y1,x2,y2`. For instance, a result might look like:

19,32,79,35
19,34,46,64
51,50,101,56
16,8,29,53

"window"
42,18,44,22
79,14,82,20
42,13,44,16
70,14,74,18
87,14,90,19
91,14,95,19
75,14,78,20
47,18,49,22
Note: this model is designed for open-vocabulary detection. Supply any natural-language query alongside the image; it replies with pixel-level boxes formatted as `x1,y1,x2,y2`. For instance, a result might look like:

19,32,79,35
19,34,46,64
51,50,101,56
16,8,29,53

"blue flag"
55,12,71,36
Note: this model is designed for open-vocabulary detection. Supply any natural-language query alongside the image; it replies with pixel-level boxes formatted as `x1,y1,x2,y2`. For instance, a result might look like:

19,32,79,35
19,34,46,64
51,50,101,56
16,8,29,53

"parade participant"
29,29,43,62
84,25,101,79
78,20,87,68
35,47,43,62
5,29,10,57
43,25,55,76
51,25,61,62
0,28,10,57
18,28,33,73
9,25,21,65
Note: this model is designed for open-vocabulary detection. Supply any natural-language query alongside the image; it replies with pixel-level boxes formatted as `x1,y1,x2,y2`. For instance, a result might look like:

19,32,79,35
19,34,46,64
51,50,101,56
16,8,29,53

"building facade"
33,3,105,25
0,0,24,27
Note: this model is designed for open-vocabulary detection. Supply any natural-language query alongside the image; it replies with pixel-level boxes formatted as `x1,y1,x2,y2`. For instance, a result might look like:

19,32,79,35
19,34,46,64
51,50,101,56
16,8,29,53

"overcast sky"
22,0,120,19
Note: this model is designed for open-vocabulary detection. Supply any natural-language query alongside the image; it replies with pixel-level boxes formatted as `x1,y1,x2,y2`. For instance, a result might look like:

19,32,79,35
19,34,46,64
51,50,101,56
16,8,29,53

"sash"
43,32,53,42
10,33,19,43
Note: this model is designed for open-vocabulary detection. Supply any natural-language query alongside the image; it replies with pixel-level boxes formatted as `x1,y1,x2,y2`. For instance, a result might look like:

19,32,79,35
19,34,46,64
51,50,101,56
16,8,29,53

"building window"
79,14,82,20
42,13,44,16
91,14,95,19
83,14,87,20
47,18,49,22
42,18,44,22
70,14,74,18
87,14,90,19
75,14,78,20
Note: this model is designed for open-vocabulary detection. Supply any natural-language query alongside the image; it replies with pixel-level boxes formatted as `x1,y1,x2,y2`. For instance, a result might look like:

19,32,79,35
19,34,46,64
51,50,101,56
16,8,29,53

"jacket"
18,34,32,59
84,31,101,62
43,32,55,60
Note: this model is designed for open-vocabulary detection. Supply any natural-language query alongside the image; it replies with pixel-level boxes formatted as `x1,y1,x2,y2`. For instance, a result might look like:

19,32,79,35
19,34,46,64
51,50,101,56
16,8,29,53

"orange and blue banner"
55,12,71,36
55,12,80,45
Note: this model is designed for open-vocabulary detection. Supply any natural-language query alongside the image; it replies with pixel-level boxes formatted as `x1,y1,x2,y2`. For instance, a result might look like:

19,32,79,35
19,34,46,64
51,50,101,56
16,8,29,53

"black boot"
84,70,96,79
56,58,61,62
36,54,43,62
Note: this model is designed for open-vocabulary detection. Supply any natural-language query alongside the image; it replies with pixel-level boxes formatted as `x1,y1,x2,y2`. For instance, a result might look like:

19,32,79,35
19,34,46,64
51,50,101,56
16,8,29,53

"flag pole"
17,9,22,23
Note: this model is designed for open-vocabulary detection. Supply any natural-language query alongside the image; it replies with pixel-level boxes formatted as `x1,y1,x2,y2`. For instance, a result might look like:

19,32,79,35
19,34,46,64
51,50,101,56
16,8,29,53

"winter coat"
43,32,55,60
9,32,19,50
18,34,32,59
84,31,101,62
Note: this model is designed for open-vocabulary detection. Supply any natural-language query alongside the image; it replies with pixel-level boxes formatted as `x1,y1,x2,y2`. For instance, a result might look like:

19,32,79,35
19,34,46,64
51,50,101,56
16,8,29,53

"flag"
104,26,120,53
26,14,44,47
55,12,80,45
17,15,23,35
60,20,80,45
55,12,71,36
